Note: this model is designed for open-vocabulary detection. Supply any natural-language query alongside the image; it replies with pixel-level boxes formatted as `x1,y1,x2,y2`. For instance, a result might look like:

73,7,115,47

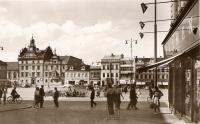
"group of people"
90,83,163,115
34,85,59,109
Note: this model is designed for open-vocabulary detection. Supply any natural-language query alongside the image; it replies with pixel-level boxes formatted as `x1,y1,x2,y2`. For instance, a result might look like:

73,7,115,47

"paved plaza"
0,88,187,124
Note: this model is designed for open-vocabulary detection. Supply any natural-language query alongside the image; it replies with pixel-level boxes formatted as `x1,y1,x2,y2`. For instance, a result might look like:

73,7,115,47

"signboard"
163,3,199,58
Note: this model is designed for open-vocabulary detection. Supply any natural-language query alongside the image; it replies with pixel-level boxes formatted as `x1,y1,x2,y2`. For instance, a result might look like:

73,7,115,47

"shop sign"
163,3,199,58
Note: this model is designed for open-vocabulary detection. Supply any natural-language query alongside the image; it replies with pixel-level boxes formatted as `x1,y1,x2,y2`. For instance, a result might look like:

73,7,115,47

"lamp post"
125,38,137,85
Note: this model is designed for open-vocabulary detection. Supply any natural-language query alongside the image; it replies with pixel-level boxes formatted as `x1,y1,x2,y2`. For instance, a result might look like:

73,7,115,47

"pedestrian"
39,85,45,108
124,85,128,94
114,85,124,110
105,84,115,116
152,86,163,114
90,87,97,108
53,87,59,108
3,88,7,105
127,85,138,110
0,88,2,104
34,87,40,108
149,86,153,99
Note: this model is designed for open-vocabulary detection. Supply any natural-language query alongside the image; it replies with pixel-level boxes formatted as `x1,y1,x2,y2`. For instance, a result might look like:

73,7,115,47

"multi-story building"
120,58,133,85
135,57,168,87
7,62,18,86
18,36,88,87
101,54,123,86
89,62,101,86
120,57,168,87
0,60,7,87
64,64,90,85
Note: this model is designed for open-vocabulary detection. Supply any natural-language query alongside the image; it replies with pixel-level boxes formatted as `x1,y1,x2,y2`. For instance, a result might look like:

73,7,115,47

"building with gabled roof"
18,36,89,87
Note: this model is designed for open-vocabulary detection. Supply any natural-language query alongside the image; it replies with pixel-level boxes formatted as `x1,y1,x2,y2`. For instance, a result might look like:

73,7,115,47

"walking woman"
34,87,40,108
152,86,163,114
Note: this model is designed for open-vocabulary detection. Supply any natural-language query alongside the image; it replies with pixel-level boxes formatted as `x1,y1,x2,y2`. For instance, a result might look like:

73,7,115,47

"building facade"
0,60,7,87
135,57,169,87
89,62,101,86
162,0,199,122
18,37,88,87
64,65,90,85
7,62,18,86
101,54,122,86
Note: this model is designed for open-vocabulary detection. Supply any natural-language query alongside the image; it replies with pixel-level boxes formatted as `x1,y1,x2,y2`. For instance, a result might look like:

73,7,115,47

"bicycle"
7,95,23,104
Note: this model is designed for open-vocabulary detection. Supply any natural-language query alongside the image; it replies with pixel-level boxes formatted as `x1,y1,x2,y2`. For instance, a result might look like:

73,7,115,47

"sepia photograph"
0,0,199,124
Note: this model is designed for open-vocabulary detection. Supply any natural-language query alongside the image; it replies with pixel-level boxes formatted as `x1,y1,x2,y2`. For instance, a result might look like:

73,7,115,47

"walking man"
127,85,138,110
90,87,97,108
39,85,45,108
53,87,59,108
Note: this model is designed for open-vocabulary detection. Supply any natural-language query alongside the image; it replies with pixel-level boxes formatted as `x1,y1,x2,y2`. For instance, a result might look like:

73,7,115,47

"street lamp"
139,31,169,39
125,38,137,85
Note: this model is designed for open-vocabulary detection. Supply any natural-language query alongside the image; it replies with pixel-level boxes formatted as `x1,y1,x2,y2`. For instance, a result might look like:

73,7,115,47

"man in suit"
90,87,97,108
39,85,45,108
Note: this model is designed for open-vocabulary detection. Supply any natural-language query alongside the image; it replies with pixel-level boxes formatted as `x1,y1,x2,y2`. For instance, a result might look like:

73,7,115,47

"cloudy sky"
0,0,171,64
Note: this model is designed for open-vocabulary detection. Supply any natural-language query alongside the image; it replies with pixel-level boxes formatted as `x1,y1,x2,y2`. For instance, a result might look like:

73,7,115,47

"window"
81,66,85,70
21,72,24,77
45,66,48,70
56,65,59,70
21,66,24,70
78,73,80,77
63,66,65,69
37,72,40,77
26,66,28,70
103,73,105,77
116,65,118,70
13,72,17,78
103,65,105,70
25,72,28,77
32,66,35,70
111,73,114,77
32,60,34,64
45,79,47,82
32,72,35,77
70,66,74,70
107,65,110,70
45,72,48,77
116,73,118,77
37,66,40,70
49,72,52,77
85,73,87,77
107,73,109,78
51,66,53,70
162,75,165,79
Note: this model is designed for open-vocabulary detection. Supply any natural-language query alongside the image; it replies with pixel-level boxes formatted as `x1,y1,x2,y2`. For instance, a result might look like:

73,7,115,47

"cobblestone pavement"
0,101,185,124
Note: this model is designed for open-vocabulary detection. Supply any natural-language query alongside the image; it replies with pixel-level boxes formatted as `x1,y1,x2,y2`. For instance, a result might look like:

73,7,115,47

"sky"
0,0,171,64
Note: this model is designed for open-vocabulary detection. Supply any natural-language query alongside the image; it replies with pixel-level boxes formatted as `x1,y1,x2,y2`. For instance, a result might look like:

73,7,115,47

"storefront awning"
137,52,183,72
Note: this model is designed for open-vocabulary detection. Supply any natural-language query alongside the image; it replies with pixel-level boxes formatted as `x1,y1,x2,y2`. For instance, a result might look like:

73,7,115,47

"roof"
7,62,18,70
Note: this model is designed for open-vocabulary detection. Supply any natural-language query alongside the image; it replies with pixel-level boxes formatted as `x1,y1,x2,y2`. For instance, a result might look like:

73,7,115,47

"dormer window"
70,66,74,70
81,66,85,70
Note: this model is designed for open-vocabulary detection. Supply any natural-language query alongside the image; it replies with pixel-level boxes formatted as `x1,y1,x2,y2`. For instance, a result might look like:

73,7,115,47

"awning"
137,52,184,72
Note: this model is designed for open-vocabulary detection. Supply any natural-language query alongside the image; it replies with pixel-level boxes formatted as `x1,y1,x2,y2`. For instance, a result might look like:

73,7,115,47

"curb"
0,105,32,113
